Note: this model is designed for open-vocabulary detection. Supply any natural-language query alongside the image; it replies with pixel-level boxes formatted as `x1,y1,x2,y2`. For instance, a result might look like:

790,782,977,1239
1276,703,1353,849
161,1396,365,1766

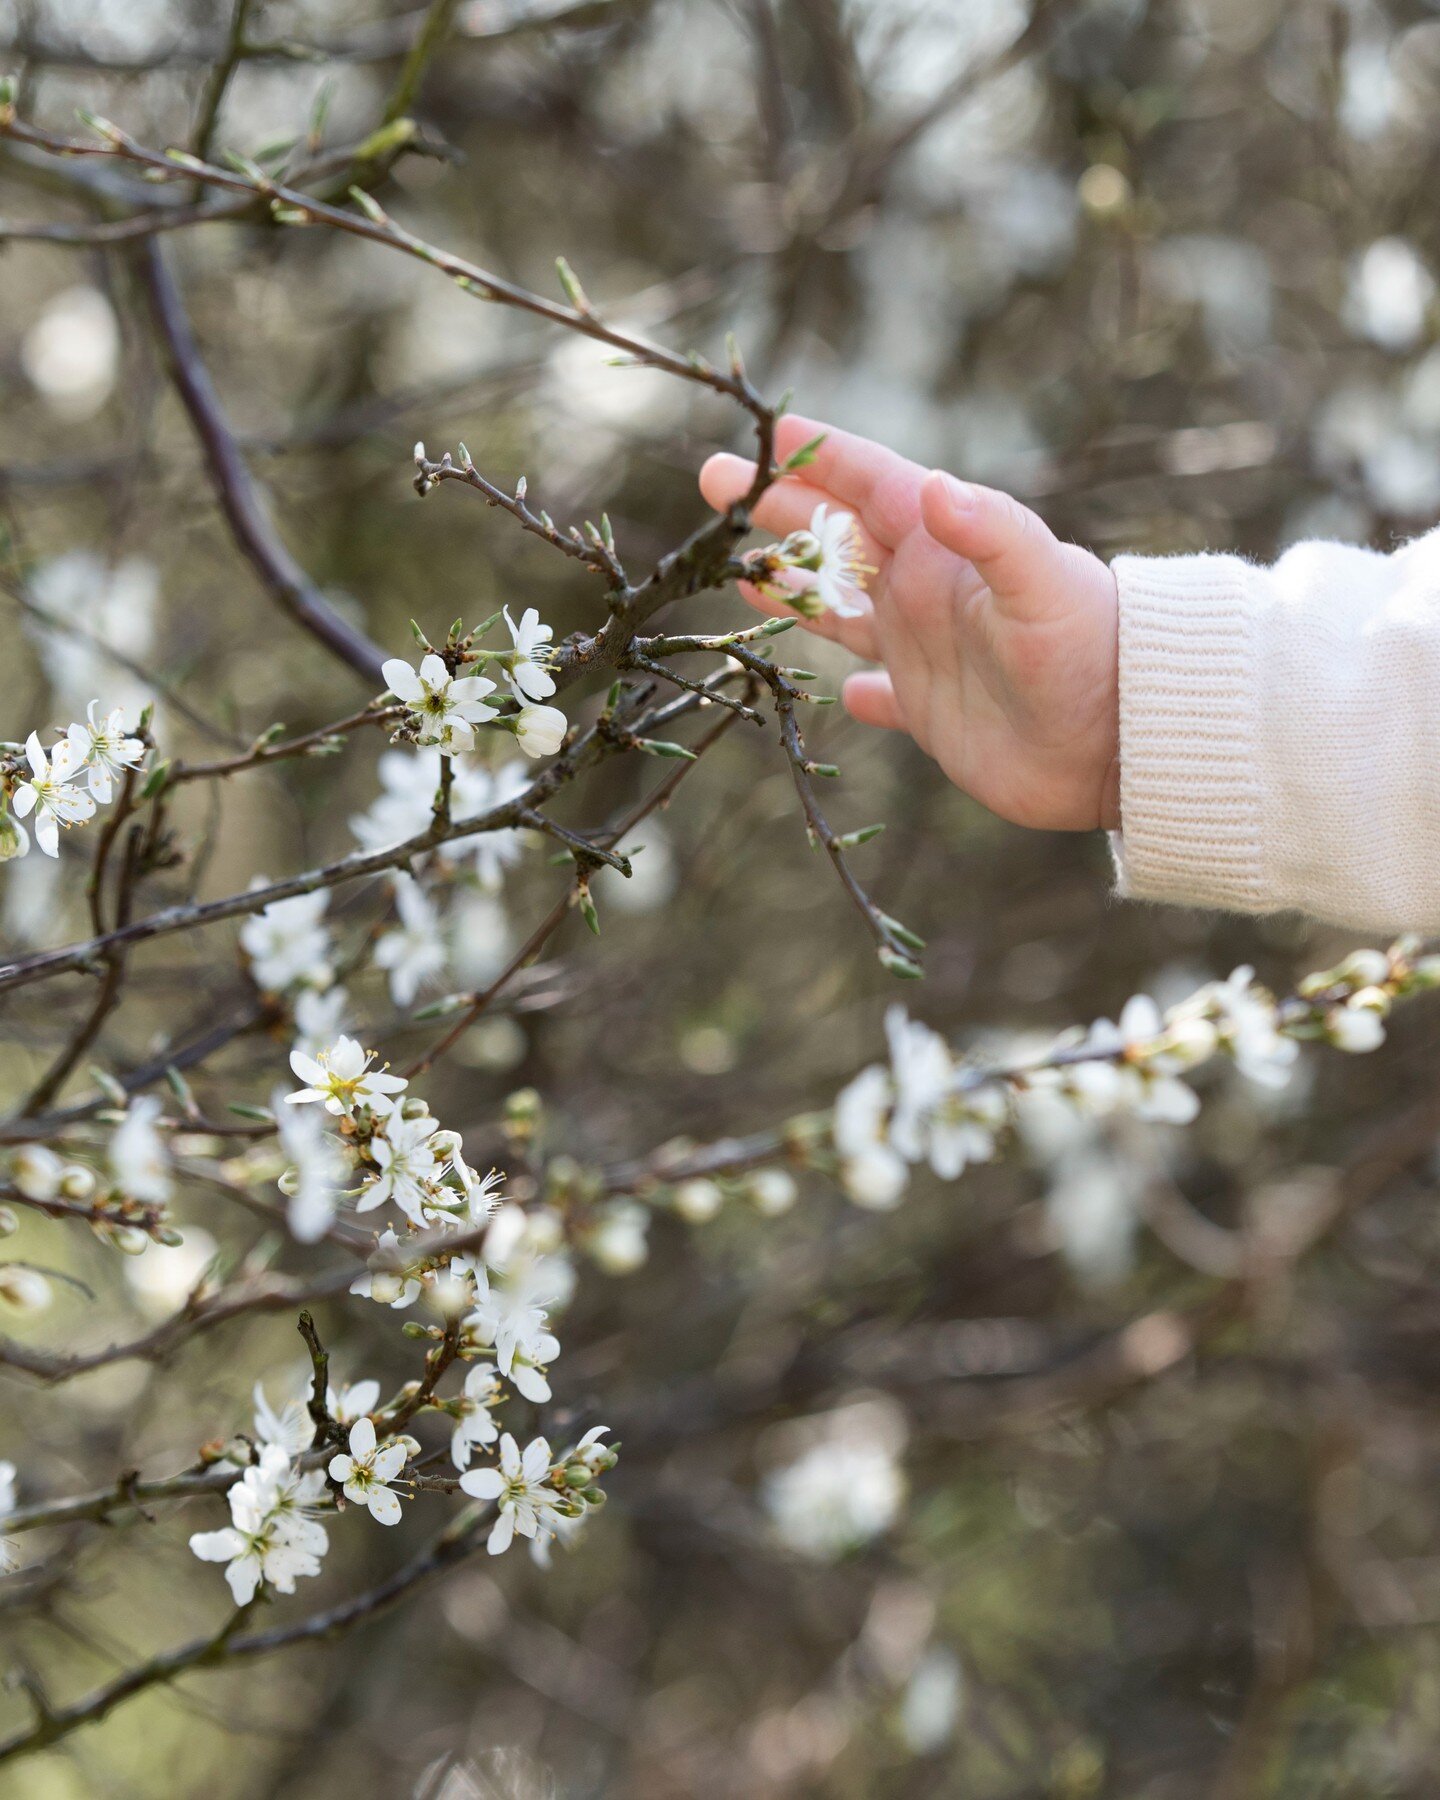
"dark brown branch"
134,238,389,685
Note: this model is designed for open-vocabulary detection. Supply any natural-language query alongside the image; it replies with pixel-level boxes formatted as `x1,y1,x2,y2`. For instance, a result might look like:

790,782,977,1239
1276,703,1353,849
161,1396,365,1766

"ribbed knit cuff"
1110,553,1267,913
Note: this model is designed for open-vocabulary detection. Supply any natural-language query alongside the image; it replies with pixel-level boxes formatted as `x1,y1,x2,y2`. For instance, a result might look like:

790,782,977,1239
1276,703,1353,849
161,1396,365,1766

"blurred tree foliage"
4,0,1440,1795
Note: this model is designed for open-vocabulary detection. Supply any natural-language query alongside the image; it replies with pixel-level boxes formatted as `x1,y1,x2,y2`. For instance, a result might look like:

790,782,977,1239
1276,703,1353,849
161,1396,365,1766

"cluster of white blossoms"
381,607,566,763
189,1442,330,1605
829,943,1439,1213
743,501,871,620
3,1097,177,1305
178,1023,615,1597
0,701,145,859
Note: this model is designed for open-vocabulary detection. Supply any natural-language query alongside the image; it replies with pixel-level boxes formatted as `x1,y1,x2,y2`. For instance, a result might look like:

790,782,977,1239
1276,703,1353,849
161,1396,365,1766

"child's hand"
700,417,1121,832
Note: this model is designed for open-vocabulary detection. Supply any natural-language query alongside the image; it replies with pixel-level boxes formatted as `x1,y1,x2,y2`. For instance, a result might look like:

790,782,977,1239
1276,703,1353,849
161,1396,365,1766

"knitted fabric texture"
1111,527,1440,931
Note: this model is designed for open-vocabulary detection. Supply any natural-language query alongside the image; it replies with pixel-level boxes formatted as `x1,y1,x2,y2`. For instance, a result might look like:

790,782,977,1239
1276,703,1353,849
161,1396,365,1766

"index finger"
769,416,929,551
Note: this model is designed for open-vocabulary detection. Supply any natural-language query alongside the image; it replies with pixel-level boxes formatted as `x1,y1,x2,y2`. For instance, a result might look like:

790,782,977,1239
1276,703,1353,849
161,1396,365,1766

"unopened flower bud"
11,1145,62,1202
1327,1005,1386,1053
1340,949,1391,988
0,1207,17,1238
0,1265,52,1314
59,1164,95,1199
748,1168,799,1216
0,805,26,861
1165,1017,1218,1067
673,1178,723,1223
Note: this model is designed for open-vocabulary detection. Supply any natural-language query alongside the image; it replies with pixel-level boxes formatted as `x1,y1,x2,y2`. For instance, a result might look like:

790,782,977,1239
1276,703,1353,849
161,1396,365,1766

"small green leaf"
878,911,927,952
782,432,828,472
837,823,886,849
555,256,590,311
140,760,172,800
411,993,469,1021
634,739,698,761
90,1068,129,1107
879,946,924,980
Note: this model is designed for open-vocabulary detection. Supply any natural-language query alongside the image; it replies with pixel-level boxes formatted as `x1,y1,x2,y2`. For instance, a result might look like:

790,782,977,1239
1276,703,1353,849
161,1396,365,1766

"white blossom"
1327,1001,1387,1053
326,1378,380,1425
12,731,93,857
63,701,145,803
20,284,119,416
458,1432,566,1557
450,1364,502,1469
189,1447,326,1604
251,1380,316,1457
430,1132,505,1225
383,652,498,755
587,1200,650,1274
350,747,443,853
239,887,333,994
276,1093,348,1243
511,703,567,759
763,1436,905,1560
293,985,350,1058
359,1110,442,1224
287,1037,407,1118
109,1095,172,1202
349,1229,422,1308
1045,1150,1145,1287
1082,996,1200,1124
451,759,530,888
374,877,447,1007
502,606,558,702
772,503,870,618
832,1065,908,1209
898,1647,965,1756
1173,966,1296,1089
1347,238,1436,352
464,1261,562,1401
329,1416,409,1525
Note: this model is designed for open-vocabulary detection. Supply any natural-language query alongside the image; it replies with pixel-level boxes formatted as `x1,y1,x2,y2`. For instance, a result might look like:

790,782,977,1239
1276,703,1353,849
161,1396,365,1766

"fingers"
701,418,927,551
771,417,929,549
700,453,891,579
919,471,1071,621
842,669,910,735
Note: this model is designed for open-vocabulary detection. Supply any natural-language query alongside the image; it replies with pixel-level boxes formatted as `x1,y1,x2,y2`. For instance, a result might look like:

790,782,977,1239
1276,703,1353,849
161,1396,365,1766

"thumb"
920,471,1072,620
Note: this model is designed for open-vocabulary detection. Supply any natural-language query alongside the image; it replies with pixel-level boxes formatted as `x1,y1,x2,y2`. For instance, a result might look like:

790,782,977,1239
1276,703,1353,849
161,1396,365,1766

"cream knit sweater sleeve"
1111,525,1440,931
